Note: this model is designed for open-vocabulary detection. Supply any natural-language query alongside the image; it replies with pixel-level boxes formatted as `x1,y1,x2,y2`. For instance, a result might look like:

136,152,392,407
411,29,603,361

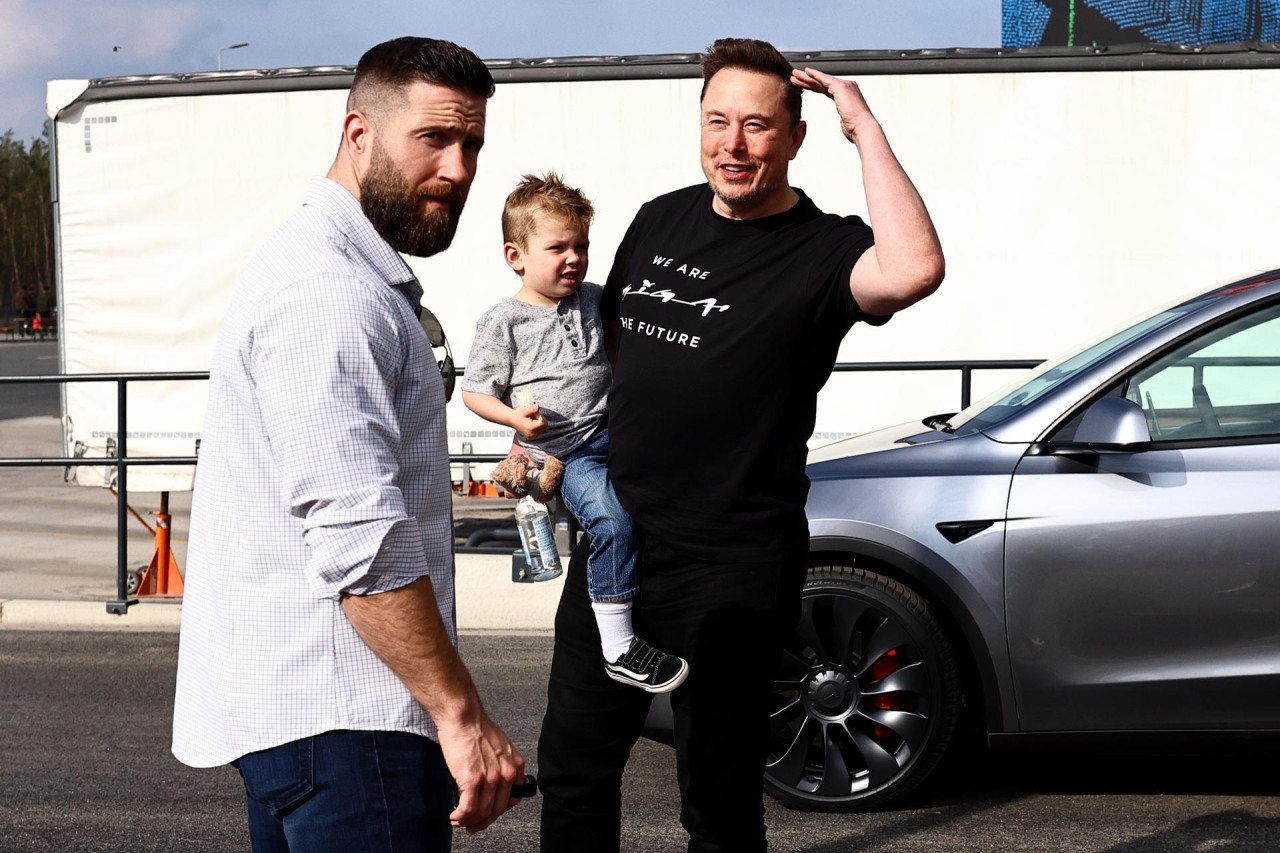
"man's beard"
710,181,764,213
360,143,465,258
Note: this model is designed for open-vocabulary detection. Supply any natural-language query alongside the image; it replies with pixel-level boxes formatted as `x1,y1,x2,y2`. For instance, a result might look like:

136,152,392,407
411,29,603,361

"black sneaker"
604,637,689,694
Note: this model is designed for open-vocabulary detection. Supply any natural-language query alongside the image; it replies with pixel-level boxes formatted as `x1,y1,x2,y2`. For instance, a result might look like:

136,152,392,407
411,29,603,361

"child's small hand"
512,404,548,440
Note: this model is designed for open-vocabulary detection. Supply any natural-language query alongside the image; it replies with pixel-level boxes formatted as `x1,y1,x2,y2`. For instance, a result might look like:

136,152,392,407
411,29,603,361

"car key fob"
511,773,538,798
452,773,539,806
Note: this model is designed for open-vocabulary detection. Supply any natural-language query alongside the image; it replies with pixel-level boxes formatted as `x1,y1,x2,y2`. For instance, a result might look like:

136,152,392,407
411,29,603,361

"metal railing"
0,359,1042,613
832,360,1044,409
0,371,204,613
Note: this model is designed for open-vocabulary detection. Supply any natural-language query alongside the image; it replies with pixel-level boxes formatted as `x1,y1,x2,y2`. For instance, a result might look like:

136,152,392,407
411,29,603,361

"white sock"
592,601,635,663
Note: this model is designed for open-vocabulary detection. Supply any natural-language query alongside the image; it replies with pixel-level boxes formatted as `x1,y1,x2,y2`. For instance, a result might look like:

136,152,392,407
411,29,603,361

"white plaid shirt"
173,177,455,768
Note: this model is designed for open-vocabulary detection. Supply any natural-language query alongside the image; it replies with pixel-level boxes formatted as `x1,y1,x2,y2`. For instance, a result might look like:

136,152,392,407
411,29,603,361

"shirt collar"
303,177,419,292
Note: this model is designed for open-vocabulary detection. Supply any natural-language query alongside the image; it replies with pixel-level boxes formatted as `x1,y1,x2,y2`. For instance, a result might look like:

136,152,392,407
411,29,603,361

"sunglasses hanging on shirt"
417,304,456,402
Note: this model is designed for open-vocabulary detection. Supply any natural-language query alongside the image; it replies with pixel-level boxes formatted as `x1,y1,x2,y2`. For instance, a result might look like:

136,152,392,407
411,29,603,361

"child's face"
507,215,589,305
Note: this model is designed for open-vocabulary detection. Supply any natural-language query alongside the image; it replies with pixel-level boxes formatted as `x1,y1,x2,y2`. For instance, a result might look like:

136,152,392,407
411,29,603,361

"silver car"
652,270,1280,811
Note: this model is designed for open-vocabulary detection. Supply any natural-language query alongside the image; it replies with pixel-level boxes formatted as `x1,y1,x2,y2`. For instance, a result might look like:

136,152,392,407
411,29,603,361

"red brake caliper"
869,649,900,738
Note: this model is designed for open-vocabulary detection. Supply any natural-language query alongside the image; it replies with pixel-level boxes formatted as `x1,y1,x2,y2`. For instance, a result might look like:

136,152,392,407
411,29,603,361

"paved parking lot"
0,340,59,422
2,630,1278,852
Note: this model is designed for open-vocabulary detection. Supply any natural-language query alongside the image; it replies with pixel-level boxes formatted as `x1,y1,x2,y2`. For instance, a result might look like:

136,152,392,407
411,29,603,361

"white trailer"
46,46,1280,491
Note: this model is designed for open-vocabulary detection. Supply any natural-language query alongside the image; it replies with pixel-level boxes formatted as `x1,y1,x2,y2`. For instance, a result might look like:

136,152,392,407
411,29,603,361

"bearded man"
173,37,524,852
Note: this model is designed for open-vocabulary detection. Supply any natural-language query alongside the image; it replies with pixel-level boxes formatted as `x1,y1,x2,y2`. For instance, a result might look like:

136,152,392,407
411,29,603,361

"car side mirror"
1043,396,1152,456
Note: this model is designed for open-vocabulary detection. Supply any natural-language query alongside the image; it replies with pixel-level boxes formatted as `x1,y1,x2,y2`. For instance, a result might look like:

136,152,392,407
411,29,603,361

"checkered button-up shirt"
173,177,455,768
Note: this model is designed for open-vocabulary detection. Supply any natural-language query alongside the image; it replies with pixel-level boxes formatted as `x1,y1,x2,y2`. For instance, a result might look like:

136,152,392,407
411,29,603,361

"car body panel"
807,427,1028,731
1006,421,1280,730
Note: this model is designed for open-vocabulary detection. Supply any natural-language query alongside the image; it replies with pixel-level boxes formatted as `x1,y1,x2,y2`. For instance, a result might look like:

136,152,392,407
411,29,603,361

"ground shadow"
788,730,1280,852
1102,810,1280,852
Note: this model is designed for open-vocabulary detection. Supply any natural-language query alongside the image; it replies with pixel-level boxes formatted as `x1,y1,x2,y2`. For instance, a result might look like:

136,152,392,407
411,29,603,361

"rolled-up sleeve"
249,275,428,600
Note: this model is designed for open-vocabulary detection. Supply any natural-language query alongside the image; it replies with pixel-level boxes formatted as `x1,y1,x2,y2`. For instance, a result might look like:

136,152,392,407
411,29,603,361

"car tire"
763,563,960,811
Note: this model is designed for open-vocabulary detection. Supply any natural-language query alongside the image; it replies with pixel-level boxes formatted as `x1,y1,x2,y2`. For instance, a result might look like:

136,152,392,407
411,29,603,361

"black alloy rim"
765,593,933,798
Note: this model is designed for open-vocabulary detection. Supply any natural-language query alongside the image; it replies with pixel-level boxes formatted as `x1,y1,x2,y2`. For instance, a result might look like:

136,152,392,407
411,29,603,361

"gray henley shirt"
462,281,609,461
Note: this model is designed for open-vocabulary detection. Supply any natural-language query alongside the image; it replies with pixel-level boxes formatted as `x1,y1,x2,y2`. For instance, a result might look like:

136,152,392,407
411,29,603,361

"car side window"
1124,303,1280,443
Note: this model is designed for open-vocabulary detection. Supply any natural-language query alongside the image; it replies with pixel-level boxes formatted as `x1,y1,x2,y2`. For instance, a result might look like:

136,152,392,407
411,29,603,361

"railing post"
107,377,136,615
960,366,973,410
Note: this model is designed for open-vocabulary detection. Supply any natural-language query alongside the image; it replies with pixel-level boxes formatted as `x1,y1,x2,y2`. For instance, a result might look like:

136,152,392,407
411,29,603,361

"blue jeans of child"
233,729,454,852
558,426,637,603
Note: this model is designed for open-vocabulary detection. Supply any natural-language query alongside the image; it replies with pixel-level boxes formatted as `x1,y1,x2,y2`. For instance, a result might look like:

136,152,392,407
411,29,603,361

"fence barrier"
0,359,1042,613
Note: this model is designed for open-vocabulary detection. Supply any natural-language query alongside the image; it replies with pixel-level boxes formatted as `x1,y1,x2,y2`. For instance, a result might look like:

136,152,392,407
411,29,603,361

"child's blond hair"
502,172,594,248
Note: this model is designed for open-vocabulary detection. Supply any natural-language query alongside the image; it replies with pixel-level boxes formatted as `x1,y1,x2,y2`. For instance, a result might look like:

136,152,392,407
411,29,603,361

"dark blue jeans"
559,426,639,603
233,729,454,852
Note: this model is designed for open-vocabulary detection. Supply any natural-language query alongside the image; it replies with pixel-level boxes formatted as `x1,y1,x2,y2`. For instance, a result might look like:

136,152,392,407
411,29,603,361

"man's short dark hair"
348,37,495,119
700,38,801,128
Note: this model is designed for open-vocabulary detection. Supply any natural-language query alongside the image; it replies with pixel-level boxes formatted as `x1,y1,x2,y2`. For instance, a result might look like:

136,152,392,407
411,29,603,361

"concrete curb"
455,554,564,633
0,554,564,633
0,598,183,630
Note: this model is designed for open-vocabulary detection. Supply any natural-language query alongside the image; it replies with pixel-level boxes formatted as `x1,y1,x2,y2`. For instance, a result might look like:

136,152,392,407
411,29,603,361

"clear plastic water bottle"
514,496,563,581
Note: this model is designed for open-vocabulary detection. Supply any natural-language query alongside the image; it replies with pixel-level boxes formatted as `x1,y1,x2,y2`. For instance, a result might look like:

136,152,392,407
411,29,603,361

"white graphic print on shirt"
618,252,733,350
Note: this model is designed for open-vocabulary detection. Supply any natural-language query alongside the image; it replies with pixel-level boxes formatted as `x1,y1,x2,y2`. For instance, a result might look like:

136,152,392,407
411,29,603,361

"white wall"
53,66,1280,489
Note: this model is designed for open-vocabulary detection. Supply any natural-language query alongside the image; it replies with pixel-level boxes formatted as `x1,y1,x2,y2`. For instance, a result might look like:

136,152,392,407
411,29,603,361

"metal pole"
961,366,973,410
107,378,136,614
156,491,171,595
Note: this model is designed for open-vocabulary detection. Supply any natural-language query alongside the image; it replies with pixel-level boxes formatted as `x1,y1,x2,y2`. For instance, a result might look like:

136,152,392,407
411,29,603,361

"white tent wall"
55,88,348,488
50,58,1280,492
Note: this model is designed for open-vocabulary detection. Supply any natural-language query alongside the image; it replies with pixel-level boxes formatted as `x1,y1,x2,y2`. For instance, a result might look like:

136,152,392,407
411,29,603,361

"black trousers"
537,533,806,852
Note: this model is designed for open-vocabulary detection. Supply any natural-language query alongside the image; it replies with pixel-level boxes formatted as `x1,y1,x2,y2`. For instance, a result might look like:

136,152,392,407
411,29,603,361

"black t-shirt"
601,184,883,562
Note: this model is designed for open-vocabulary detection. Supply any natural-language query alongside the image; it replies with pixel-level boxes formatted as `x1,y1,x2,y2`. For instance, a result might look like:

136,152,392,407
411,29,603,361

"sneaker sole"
605,658,690,694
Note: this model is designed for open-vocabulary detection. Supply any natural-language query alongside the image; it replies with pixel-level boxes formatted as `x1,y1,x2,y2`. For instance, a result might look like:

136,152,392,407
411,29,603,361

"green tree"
0,127,54,324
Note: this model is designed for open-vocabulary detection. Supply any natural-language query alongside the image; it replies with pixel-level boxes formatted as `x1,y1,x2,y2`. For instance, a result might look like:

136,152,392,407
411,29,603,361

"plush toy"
491,388,563,501
491,453,564,503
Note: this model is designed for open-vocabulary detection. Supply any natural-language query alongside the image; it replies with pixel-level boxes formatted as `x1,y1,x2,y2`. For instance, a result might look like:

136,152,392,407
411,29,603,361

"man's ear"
789,119,807,160
342,110,373,169
504,242,525,274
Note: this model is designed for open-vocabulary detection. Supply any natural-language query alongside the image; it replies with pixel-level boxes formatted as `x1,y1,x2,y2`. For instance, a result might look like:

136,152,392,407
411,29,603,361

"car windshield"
948,306,1195,434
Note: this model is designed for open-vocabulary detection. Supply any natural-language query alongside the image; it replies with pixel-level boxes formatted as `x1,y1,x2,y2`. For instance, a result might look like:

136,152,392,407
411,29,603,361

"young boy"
461,173,688,694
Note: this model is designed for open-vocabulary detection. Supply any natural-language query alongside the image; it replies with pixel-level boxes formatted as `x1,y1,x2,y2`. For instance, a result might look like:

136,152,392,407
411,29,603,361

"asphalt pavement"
0,340,60,421
2,631,1279,853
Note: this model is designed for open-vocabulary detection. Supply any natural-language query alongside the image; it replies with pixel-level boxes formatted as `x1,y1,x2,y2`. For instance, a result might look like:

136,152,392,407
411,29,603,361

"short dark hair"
700,38,801,128
348,37,495,118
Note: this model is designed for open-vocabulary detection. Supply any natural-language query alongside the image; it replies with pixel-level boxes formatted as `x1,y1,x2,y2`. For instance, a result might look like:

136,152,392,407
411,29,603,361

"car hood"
807,419,954,465
806,417,1026,483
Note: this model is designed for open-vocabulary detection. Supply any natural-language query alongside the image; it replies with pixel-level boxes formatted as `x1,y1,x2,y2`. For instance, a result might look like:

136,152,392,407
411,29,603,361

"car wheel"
763,564,960,811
